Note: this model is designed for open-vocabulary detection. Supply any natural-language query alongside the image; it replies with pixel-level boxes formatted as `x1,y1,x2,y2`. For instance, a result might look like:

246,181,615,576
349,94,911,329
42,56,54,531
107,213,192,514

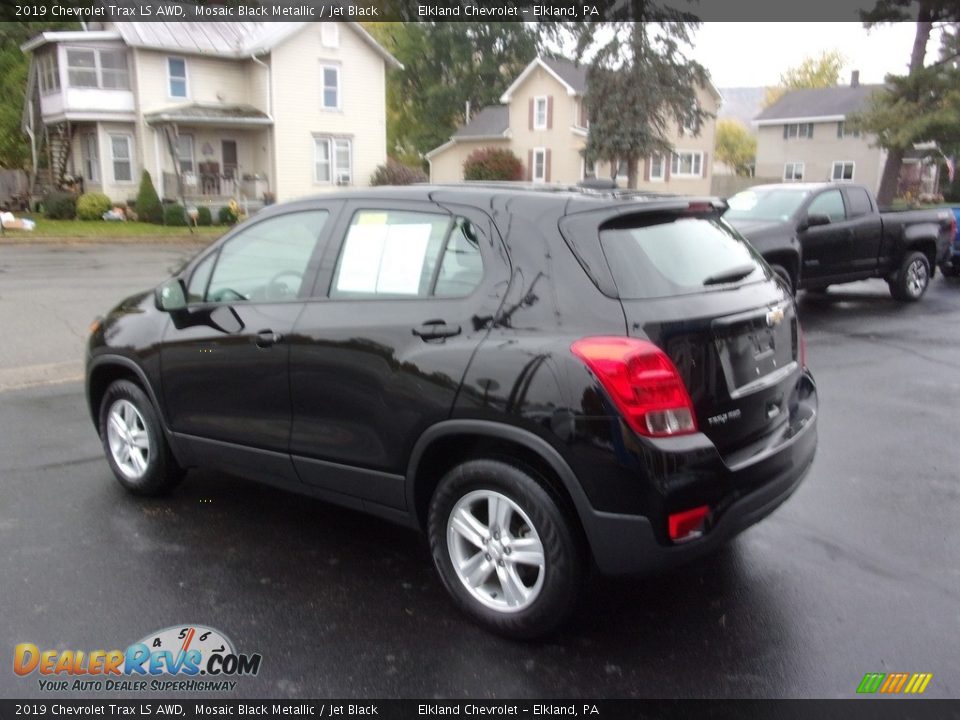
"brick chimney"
850,70,860,88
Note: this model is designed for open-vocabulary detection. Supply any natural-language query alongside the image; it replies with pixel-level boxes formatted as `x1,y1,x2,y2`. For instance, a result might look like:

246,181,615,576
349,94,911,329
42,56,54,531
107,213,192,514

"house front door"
221,140,238,180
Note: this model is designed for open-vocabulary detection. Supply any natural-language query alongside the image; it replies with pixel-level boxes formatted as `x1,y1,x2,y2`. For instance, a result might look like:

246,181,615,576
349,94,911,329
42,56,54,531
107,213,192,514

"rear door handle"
412,320,461,341
255,329,282,348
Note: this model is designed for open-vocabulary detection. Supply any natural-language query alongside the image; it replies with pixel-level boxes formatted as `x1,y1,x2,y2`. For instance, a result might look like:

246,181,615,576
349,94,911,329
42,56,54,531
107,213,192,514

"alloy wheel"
446,490,546,613
906,258,929,298
106,399,151,480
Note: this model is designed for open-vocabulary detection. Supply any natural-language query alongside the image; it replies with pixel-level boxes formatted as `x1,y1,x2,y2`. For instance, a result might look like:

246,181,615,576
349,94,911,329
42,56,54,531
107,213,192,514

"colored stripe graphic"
857,672,932,694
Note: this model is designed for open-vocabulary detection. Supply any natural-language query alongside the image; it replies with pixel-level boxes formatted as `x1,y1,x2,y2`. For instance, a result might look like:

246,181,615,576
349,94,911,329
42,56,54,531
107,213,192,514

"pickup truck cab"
725,182,955,301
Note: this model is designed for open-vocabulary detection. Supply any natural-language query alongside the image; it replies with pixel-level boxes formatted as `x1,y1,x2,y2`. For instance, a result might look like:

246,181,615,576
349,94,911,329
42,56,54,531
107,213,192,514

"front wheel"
428,459,584,639
98,379,184,495
889,251,931,301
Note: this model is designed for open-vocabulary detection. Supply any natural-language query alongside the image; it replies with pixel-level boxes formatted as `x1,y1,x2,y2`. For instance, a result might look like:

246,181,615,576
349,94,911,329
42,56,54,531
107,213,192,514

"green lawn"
3,214,225,241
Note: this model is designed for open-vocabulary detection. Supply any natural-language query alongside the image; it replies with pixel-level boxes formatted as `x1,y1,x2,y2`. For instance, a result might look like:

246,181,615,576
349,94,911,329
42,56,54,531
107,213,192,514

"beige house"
427,57,721,195
21,22,400,208
753,72,938,194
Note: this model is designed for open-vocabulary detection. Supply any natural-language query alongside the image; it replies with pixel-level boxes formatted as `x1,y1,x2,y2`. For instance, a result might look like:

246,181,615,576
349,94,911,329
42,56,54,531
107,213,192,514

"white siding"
270,23,387,201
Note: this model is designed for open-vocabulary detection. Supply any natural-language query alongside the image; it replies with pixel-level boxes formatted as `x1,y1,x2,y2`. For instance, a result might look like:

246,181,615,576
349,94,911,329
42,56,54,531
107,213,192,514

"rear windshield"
600,217,768,300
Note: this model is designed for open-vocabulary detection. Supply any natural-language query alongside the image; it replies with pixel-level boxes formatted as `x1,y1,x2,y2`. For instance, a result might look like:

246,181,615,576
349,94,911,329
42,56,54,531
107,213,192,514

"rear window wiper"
702,263,758,286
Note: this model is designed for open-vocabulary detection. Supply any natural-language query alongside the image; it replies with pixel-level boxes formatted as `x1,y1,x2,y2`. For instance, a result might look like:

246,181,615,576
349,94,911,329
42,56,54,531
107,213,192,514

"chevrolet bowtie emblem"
766,307,785,327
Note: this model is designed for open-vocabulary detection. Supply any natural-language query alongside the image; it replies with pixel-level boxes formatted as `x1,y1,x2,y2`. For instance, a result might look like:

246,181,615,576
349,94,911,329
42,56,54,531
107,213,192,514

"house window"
168,57,188,98
321,65,340,110
38,53,60,94
649,154,665,181
832,161,855,182
81,133,98,183
837,121,860,139
783,162,804,181
320,23,339,48
534,96,548,130
616,159,628,178
532,148,547,183
670,151,703,178
99,50,129,89
109,134,133,183
66,49,97,88
66,48,129,90
681,101,700,136
314,137,352,184
784,123,814,139
177,135,195,174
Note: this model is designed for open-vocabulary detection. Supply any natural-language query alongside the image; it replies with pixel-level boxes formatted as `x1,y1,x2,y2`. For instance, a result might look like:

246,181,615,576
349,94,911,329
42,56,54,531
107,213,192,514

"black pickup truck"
724,182,956,301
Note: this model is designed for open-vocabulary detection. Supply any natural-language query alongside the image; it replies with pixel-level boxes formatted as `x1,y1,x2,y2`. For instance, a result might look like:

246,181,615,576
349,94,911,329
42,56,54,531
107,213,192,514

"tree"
0,22,78,169
850,9,960,204
714,119,757,176
136,171,163,224
763,50,846,108
562,19,710,189
362,23,540,160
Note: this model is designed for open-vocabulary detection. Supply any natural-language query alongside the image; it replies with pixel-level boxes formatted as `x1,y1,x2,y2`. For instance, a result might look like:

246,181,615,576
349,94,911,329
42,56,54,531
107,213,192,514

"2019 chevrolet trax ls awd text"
86,185,818,638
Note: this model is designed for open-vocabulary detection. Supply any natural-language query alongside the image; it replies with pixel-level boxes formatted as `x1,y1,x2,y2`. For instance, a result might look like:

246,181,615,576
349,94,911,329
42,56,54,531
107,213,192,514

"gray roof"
453,106,509,139
542,57,588,95
144,103,272,126
754,84,885,122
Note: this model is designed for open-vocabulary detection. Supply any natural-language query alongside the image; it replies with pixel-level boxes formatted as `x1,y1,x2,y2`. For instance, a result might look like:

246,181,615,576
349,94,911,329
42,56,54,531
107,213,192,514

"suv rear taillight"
571,336,698,438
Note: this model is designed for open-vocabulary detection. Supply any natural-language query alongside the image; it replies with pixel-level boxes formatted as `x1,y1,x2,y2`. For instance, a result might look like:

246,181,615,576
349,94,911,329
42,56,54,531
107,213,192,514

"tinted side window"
845,187,873,218
206,211,328,303
331,210,483,298
807,190,846,223
187,252,215,303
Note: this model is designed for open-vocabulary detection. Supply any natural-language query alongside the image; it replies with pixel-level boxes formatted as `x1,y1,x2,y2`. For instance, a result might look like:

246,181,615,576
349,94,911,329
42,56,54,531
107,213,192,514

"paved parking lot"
1,243,958,698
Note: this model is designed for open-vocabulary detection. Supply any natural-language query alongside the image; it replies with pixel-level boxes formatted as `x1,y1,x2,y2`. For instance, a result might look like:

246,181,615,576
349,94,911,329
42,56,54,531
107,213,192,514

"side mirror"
156,278,187,312
801,213,831,231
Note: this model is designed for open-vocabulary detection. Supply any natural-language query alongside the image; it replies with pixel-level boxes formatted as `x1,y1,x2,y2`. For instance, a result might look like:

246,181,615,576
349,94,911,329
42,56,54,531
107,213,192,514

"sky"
691,22,941,88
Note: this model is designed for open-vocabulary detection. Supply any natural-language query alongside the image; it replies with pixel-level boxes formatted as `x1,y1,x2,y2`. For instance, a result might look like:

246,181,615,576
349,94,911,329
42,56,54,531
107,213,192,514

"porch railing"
162,171,238,200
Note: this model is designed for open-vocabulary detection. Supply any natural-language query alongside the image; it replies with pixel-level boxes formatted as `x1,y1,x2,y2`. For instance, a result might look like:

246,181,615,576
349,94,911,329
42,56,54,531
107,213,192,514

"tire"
428,459,585,640
889,251,931,302
98,379,184,496
770,264,794,295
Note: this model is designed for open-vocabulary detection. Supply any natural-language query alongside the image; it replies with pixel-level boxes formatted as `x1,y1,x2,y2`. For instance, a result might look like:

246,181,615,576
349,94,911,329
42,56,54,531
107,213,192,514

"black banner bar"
4,0,959,23
1,700,960,720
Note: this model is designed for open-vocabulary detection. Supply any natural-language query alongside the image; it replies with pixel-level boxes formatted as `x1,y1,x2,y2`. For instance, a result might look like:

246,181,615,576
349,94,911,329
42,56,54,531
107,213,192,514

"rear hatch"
582,209,800,456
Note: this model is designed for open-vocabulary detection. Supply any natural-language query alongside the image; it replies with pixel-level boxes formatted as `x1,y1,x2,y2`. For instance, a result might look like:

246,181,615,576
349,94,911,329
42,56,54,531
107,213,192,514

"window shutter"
527,149,533,181
547,96,553,130
643,157,650,182
808,123,814,138
783,124,788,139
528,99,534,131
837,122,843,138
701,152,708,178
545,149,551,182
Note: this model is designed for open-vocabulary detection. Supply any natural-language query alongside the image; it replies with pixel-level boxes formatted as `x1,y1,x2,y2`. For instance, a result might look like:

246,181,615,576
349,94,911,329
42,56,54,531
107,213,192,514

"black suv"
86,185,818,638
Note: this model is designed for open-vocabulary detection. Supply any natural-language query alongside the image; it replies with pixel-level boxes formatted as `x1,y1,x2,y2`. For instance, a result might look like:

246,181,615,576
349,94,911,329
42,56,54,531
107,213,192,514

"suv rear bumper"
583,371,818,575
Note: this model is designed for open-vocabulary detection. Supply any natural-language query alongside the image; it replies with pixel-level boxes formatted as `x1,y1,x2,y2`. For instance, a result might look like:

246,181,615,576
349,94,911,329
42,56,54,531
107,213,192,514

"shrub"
196,206,212,226
43,191,76,220
76,192,112,221
162,203,188,226
218,204,238,226
136,171,163,224
463,147,524,181
370,159,427,186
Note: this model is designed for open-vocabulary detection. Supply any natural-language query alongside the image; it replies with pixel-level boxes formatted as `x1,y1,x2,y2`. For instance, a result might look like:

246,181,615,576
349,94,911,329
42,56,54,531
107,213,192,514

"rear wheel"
98,380,184,495
428,459,584,639
889,251,931,301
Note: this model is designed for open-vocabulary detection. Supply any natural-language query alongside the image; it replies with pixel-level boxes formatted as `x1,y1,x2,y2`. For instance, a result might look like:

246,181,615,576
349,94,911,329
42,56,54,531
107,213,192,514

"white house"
21,22,400,207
